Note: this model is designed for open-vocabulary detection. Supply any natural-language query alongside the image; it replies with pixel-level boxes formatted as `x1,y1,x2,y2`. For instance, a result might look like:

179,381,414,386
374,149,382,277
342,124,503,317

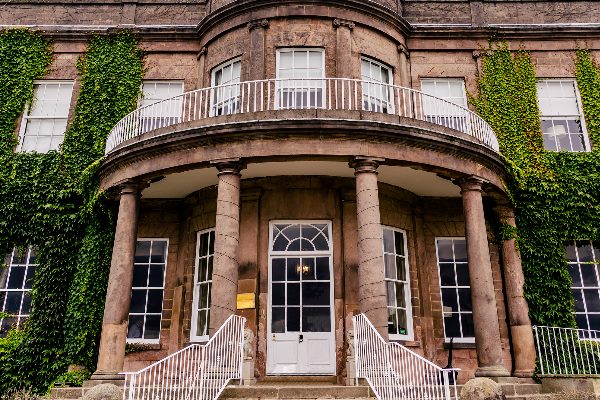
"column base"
475,365,510,377
513,369,535,378
86,371,125,387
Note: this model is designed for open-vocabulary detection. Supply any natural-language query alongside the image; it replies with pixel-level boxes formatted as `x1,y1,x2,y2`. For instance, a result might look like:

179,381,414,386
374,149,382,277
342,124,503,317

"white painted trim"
126,238,169,345
17,80,75,153
267,220,335,375
382,226,414,342
190,228,215,343
435,237,476,344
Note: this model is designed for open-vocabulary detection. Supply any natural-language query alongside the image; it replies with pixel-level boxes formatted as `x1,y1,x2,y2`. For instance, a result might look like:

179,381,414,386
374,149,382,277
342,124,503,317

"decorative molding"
212,158,244,175
333,18,355,30
197,46,208,60
454,175,488,193
247,18,269,31
397,42,410,59
349,156,385,174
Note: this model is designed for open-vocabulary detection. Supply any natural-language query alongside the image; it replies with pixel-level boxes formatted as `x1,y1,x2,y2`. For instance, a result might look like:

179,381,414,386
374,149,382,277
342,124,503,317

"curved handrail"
353,313,459,400
121,314,246,400
105,78,499,154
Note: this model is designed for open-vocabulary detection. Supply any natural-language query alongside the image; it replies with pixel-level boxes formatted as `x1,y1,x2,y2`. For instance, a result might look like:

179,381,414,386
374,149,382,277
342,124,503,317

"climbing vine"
474,42,600,329
0,30,143,394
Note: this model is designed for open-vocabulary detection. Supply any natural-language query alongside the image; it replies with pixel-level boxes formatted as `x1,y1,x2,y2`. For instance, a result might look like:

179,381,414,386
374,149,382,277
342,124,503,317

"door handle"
299,334,304,343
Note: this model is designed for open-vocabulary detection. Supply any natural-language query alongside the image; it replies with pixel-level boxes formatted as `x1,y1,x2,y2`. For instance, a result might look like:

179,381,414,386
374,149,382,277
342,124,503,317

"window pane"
272,283,285,306
146,290,163,313
133,265,149,287
581,264,598,287
4,292,22,313
127,315,144,339
148,264,164,287
461,313,475,337
455,263,470,286
130,290,146,313
315,257,330,280
437,240,454,262
574,290,585,312
288,283,300,306
439,264,456,286
442,288,458,312
443,313,461,338
7,267,25,289
196,310,208,337
135,241,151,263
272,307,285,333
388,308,398,335
302,307,330,332
569,264,582,287
144,315,161,339
272,258,286,281
287,307,300,332
302,283,330,306
458,288,472,311
287,258,301,281
584,290,600,312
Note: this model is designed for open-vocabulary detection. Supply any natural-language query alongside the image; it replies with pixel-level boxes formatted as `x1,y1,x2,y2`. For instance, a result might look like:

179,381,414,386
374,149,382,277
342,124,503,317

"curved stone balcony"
104,78,499,155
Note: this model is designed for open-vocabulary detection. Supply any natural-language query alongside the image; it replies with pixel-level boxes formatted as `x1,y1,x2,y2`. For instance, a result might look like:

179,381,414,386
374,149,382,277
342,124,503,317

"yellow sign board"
237,293,255,310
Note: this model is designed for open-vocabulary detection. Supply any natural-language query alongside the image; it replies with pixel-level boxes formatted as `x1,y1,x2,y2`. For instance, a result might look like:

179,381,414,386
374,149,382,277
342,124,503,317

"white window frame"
18,80,74,153
267,220,334,336
139,80,185,133
382,226,413,341
536,79,591,152
420,78,469,132
435,237,474,344
361,56,394,113
567,240,600,331
210,58,242,117
127,238,169,344
190,228,215,342
275,48,326,110
1,247,37,336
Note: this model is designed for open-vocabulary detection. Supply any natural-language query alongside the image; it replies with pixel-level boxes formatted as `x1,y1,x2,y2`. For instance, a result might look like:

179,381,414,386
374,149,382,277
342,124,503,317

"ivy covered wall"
0,29,143,394
473,44,600,328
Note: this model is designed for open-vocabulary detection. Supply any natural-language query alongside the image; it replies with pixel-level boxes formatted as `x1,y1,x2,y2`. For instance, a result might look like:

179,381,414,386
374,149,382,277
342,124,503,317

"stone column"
397,41,411,88
457,176,509,377
333,19,355,78
350,157,388,340
247,19,269,81
495,205,536,377
93,183,141,379
208,160,243,335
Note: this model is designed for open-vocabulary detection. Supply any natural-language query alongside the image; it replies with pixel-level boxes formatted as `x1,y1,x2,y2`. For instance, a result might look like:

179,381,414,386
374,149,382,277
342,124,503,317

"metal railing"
122,315,246,400
534,325,600,376
105,78,499,154
353,313,459,400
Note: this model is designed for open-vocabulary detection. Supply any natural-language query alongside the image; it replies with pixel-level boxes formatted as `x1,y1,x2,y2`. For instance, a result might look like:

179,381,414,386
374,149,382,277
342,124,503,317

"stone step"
221,385,374,399
48,387,85,399
500,383,543,396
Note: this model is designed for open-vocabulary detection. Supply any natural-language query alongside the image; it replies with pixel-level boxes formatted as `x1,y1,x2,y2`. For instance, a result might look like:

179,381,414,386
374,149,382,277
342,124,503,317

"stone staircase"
49,375,558,400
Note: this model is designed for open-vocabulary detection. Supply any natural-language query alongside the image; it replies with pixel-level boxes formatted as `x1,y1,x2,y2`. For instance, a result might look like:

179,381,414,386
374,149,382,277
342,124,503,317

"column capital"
333,18,355,30
115,180,147,197
211,159,244,176
247,18,269,31
196,46,207,60
455,176,487,193
397,42,410,59
349,157,384,174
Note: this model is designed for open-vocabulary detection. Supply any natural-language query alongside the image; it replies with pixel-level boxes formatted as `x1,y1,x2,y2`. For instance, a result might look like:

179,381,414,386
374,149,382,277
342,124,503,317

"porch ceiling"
141,161,460,199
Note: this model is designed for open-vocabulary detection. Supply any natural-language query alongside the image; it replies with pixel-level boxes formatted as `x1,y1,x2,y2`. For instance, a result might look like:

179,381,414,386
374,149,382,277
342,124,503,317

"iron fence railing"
105,78,499,154
121,315,245,400
534,325,600,376
353,313,459,400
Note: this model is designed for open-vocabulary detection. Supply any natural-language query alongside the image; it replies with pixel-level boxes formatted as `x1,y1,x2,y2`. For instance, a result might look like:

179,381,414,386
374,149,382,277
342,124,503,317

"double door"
266,222,335,375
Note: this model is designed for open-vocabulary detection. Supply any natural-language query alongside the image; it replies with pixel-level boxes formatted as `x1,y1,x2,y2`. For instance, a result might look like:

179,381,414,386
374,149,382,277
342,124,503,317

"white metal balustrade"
122,315,245,400
353,313,459,400
533,325,600,376
105,78,499,154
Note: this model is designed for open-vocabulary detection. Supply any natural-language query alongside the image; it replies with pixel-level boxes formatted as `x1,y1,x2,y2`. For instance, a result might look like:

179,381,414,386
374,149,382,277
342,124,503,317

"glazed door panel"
267,222,335,375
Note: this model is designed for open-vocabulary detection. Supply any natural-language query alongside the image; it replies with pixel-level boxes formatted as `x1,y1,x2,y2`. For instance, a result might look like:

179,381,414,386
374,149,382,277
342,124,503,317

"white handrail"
533,325,600,376
121,314,246,400
353,313,459,400
105,78,499,154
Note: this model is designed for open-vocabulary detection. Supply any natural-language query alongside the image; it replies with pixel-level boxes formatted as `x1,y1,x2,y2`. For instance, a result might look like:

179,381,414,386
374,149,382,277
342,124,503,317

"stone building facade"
4,0,600,386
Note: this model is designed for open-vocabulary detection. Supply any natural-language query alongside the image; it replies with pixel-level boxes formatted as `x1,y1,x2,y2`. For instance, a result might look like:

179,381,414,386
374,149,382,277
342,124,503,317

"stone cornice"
98,117,507,192
197,0,412,41
410,23,600,40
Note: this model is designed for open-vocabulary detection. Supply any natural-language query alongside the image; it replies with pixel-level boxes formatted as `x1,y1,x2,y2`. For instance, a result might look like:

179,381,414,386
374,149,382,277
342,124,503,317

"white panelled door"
267,222,336,375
